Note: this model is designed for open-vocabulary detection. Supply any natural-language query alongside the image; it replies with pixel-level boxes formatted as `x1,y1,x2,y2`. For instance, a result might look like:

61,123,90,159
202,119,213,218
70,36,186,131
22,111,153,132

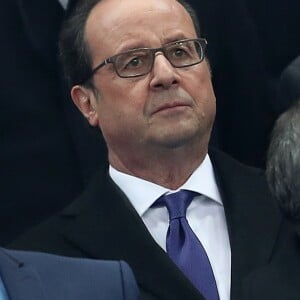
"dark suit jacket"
242,229,300,300
0,0,106,244
0,247,139,300
9,149,299,299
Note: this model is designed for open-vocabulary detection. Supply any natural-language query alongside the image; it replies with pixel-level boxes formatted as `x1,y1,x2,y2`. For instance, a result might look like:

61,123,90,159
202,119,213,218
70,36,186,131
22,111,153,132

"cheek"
182,68,216,124
184,67,215,102
96,79,148,133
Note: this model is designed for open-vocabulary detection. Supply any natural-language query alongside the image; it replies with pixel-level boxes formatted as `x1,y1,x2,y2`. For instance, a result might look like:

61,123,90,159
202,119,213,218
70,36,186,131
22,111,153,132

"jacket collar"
61,170,204,300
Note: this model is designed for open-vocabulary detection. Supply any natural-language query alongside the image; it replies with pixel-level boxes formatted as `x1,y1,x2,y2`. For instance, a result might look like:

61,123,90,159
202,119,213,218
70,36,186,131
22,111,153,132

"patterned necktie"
156,190,219,300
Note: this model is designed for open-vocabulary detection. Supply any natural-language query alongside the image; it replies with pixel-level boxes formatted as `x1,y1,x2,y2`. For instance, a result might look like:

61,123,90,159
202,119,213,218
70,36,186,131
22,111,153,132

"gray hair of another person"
266,99,300,220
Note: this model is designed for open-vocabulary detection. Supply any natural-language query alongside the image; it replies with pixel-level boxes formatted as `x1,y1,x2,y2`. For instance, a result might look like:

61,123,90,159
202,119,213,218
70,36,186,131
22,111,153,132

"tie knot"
156,190,197,220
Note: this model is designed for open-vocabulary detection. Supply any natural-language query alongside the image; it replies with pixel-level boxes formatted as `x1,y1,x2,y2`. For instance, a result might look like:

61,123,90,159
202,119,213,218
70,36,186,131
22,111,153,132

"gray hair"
266,99,300,220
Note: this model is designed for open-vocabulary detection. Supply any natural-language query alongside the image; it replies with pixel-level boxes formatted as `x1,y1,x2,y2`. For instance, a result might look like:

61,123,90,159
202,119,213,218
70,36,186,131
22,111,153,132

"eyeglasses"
82,38,207,82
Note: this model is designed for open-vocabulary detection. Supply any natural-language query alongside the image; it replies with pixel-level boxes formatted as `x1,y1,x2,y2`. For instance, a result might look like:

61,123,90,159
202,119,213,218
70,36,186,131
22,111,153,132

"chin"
155,129,202,149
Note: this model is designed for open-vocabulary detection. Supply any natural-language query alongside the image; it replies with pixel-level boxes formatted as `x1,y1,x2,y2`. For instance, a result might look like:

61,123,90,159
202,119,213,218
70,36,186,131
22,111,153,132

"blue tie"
156,190,219,300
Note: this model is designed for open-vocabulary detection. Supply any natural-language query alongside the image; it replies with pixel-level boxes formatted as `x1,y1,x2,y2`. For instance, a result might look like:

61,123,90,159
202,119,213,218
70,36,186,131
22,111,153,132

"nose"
149,53,180,90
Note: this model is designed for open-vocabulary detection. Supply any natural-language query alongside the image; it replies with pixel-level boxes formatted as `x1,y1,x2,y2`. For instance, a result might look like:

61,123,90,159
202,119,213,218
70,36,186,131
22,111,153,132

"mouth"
152,102,190,115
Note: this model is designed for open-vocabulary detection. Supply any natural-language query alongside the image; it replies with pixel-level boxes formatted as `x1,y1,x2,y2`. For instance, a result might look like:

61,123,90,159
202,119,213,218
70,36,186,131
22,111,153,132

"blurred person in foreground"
10,0,300,299
0,247,138,300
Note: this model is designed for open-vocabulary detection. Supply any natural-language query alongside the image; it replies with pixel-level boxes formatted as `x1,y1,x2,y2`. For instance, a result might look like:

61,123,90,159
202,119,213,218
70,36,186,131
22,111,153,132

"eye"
173,48,188,58
166,41,199,66
125,56,143,69
116,51,149,71
168,44,192,61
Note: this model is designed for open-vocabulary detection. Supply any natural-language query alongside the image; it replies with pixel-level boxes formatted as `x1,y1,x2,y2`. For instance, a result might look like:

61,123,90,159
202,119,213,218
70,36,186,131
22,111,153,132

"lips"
152,102,190,114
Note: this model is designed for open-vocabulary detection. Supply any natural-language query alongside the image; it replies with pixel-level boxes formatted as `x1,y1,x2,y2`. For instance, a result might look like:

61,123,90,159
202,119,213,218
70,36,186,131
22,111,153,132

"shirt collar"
109,154,222,217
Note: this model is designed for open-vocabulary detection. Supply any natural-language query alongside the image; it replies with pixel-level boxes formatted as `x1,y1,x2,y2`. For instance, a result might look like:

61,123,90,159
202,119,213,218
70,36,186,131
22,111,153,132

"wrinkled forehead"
87,0,189,25
85,0,196,58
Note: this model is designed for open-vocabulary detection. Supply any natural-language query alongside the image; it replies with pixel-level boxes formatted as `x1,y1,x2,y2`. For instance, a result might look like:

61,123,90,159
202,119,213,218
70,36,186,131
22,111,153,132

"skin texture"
71,0,216,189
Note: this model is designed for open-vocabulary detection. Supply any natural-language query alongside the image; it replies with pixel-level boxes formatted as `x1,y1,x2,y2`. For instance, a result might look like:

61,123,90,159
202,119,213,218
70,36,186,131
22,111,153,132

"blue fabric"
157,190,219,300
0,247,139,300
0,276,9,300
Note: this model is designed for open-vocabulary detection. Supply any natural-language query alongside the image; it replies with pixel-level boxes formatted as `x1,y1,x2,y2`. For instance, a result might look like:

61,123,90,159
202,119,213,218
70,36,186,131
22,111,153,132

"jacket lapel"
0,249,46,300
61,169,204,300
209,149,282,299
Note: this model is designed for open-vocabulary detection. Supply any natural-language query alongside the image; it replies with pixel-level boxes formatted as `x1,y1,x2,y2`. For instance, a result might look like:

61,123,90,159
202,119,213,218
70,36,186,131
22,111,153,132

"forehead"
85,0,197,58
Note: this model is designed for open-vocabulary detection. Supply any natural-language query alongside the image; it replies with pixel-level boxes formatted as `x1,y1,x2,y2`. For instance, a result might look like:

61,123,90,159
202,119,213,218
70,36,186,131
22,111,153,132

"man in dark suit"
10,0,299,299
0,247,139,300
1,0,274,245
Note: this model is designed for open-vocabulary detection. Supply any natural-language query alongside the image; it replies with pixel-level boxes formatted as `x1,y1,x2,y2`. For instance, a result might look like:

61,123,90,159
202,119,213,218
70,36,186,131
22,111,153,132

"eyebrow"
117,42,150,54
115,33,190,54
162,33,189,44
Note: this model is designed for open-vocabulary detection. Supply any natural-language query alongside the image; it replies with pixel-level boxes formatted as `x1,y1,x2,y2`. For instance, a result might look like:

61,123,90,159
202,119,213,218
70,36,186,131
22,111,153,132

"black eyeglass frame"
80,38,207,83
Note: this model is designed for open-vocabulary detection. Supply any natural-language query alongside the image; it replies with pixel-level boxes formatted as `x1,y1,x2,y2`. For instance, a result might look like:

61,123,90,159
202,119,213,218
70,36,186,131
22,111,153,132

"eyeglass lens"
114,40,203,77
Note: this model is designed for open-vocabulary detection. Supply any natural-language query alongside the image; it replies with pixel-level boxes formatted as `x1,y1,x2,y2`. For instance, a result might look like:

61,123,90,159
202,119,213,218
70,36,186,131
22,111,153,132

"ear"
71,85,99,127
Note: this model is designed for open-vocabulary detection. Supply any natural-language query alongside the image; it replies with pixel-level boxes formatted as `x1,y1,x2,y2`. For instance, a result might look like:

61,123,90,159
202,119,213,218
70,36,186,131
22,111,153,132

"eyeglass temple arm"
80,58,111,84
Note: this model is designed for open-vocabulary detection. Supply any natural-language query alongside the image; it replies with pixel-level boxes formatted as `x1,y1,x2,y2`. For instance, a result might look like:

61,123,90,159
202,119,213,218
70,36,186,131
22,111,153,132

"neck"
108,143,208,190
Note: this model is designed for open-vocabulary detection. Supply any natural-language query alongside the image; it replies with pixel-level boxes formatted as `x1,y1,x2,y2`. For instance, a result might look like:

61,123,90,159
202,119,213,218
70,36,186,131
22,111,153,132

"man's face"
74,0,216,164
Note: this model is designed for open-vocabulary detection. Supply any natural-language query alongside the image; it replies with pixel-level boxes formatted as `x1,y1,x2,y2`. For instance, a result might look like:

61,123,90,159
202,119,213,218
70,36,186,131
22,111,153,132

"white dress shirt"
109,154,231,300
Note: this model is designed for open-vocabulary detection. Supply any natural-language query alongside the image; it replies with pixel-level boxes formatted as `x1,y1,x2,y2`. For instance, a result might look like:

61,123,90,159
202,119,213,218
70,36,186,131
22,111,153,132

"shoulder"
8,213,72,255
11,248,134,279
1,248,139,300
8,168,115,255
